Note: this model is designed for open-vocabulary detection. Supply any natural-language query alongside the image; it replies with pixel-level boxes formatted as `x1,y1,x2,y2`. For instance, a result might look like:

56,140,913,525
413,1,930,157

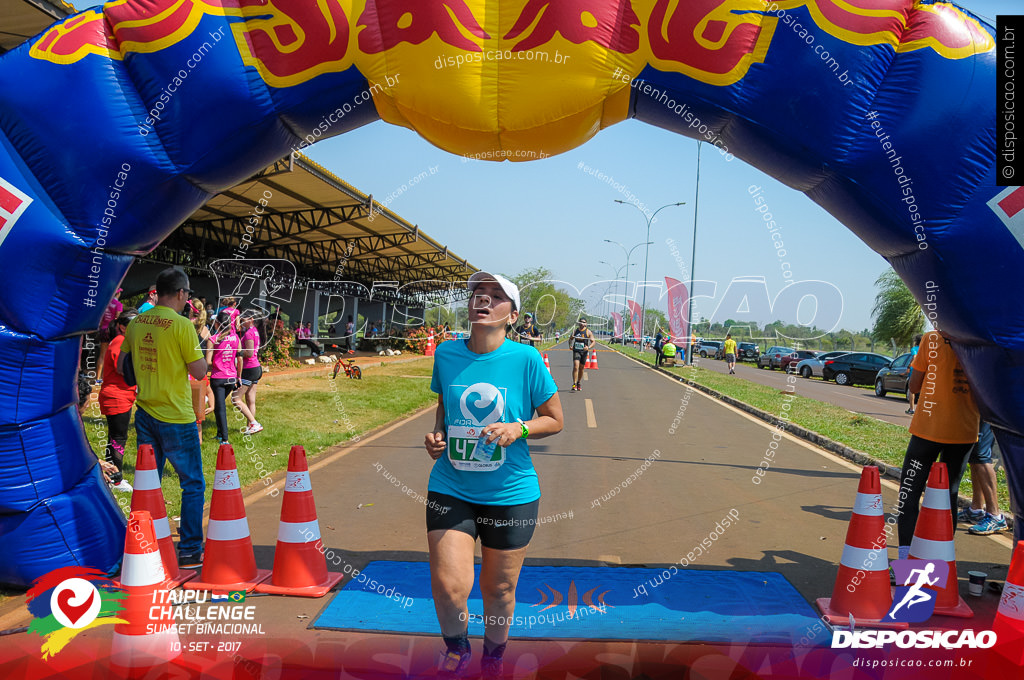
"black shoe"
178,551,203,569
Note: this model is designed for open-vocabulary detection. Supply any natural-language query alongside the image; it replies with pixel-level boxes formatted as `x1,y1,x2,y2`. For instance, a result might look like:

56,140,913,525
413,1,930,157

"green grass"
83,359,436,519
609,343,1012,511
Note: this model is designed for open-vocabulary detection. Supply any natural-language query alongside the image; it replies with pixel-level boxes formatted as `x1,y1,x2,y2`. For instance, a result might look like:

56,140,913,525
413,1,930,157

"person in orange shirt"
98,308,137,492
896,330,980,560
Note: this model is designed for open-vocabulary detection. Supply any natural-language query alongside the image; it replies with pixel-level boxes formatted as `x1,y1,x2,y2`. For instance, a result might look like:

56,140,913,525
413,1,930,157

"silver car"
793,350,851,378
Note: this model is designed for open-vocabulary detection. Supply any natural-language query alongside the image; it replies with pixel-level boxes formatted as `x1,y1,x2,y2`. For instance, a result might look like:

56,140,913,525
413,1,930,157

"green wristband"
516,418,529,439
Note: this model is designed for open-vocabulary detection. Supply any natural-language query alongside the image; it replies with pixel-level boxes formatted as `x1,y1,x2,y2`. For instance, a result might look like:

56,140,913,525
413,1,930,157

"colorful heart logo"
56,588,95,626
49,578,101,629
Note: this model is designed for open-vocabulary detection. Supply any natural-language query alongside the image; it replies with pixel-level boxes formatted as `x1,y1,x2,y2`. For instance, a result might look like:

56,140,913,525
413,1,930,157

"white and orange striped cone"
590,350,599,370
111,510,180,670
990,540,1024,669
816,466,908,629
543,353,552,374
425,331,435,357
129,444,195,588
584,351,594,369
183,444,270,594
256,446,344,597
908,461,973,617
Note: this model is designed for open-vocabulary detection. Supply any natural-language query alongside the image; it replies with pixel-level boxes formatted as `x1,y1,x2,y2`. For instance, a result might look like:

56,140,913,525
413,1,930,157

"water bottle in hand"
473,430,498,461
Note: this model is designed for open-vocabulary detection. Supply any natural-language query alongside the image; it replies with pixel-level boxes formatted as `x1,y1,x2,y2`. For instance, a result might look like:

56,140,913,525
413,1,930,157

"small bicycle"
332,358,362,380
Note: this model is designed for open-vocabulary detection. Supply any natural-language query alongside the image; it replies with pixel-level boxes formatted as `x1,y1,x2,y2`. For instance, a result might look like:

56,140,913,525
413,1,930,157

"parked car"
780,350,821,373
822,352,893,386
737,342,760,362
757,346,796,370
794,350,851,378
875,352,914,398
697,340,723,358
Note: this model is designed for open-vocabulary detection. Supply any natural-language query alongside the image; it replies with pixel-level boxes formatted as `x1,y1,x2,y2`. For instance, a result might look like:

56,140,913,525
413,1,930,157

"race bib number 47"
447,425,504,472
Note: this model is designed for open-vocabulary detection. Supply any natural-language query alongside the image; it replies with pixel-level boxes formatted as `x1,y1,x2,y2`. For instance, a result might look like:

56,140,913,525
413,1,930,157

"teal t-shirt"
429,338,558,505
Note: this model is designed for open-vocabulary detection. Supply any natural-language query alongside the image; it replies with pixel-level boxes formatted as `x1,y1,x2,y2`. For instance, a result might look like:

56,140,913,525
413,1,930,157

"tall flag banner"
610,312,624,339
626,300,642,338
665,277,689,344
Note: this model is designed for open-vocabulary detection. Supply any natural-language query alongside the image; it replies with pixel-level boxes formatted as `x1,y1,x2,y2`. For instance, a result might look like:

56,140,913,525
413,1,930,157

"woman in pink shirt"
206,311,257,444
237,312,263,434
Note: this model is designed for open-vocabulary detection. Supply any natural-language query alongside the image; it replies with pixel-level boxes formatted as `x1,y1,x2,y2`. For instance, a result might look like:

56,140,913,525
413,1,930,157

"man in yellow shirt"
120,267,207,568
896,330,979,560
723,333,738,374
660,341,677,366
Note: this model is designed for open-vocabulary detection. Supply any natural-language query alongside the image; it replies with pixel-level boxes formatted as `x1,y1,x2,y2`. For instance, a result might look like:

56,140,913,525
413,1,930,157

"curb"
611,346,1014,532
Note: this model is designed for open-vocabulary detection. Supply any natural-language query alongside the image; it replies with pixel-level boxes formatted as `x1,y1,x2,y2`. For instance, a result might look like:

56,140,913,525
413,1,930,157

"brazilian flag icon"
228,591,246,603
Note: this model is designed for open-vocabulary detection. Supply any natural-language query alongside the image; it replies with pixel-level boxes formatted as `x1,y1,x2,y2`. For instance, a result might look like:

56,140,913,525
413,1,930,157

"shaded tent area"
126,152,476,332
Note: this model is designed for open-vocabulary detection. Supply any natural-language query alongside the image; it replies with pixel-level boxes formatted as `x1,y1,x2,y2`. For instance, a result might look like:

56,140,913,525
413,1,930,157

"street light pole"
599,260,630,333
615,200,685,344
603,240,648,341
686,143,702,365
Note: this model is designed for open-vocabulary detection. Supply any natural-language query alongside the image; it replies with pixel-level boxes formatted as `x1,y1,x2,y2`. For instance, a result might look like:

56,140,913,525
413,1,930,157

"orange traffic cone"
816,466,907,629
256,446,344,597
584,351,594,369
130,444,195,588
183,444,270,594
590,350,599,370
111,510,180,669
991,540,1024,668
543,353,552,374
425,331,435,357
908,462,973,617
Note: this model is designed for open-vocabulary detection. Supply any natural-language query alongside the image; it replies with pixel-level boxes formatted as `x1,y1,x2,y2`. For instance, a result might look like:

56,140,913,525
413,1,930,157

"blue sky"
76,0,1012,330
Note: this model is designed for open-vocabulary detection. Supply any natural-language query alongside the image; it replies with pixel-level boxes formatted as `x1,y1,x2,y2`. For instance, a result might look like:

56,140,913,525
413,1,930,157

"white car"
793,350,850,378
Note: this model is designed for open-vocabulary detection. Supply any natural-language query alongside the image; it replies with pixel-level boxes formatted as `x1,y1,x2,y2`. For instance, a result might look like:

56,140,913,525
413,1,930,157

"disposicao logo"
26,567,127,659
832,559,996,650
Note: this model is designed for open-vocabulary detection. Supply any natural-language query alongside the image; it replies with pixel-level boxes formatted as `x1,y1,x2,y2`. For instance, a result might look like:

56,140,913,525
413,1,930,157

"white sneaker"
246,422,263,434
112,479,133,493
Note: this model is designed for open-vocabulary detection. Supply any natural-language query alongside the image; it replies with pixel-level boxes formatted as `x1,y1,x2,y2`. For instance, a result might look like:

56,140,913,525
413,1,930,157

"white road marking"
585,399,597,428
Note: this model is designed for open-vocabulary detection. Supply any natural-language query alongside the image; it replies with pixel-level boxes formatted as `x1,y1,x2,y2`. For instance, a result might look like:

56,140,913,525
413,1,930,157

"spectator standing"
187,299,214,444
238,312,264,430
137,286,157,313
119,267,207,568
95,287,124,383
961,423,1008,535
207,311,259,443
345,315,356,352
896,330,980,559
653,331,664,366
98,308,137,492
906,334,922,415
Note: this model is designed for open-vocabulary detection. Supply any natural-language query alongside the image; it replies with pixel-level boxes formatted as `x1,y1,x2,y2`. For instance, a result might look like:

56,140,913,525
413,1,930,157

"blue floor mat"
312,561,826,643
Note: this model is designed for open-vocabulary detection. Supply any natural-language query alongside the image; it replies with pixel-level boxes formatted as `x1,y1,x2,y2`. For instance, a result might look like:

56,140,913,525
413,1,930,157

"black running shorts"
425,491,540,550
572,350,588,365
240,366,263,385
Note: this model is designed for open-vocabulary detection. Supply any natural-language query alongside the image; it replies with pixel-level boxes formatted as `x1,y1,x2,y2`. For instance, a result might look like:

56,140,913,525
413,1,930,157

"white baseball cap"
467,271,520,311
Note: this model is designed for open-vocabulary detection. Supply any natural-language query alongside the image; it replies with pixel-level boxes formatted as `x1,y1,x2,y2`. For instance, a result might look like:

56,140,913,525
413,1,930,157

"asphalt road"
50,346,1013,674
655,348,915,427
241,346,1010,634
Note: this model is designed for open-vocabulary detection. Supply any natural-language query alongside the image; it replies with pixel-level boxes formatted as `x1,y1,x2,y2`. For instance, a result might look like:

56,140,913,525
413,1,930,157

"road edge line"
609,346,1014,540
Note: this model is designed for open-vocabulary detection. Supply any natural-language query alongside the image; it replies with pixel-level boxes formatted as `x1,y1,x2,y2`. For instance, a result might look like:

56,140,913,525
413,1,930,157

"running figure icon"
889,562,940,619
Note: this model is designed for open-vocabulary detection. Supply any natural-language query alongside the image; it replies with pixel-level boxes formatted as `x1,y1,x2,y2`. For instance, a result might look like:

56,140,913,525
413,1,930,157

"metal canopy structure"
1,0,73,54
147,152,477,305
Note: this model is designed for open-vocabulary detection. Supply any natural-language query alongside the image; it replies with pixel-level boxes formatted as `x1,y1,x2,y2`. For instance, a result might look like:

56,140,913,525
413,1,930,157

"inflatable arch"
0,0,1017,586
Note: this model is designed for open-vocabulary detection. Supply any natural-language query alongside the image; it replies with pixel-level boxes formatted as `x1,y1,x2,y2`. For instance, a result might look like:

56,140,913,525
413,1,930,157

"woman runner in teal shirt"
424,271,563,679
